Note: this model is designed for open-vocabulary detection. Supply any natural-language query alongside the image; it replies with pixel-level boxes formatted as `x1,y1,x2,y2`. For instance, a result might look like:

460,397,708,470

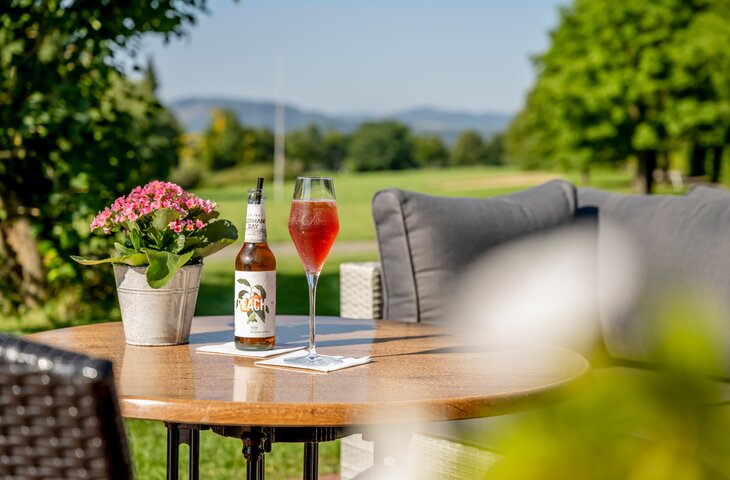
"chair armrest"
339,262,384,319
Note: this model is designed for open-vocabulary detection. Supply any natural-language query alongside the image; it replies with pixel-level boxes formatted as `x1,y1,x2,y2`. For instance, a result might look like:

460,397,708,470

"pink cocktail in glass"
288,199,339,274
286,177,341,366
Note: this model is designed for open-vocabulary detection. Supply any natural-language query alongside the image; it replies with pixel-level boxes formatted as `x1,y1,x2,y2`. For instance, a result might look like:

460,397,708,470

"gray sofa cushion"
689,185,730,200
577,187,616,209
597,194,730,372
372,180,577,324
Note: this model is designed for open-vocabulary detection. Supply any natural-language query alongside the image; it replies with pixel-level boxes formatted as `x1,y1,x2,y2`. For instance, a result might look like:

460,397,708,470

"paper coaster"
255,350,372,372
196,342,304,358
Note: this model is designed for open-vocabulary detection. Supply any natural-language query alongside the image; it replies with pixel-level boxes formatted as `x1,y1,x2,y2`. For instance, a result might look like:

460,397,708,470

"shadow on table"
188,319,377,346
188,319,449,354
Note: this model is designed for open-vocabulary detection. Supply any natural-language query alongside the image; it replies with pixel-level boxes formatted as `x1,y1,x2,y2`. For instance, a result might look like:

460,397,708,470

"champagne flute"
286,177,341,366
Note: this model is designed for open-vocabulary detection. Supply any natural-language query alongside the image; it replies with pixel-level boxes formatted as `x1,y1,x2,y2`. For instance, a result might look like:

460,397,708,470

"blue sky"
140,0,566,115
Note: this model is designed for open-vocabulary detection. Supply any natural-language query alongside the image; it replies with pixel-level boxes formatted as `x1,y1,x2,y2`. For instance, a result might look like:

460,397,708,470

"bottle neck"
244,202,268,243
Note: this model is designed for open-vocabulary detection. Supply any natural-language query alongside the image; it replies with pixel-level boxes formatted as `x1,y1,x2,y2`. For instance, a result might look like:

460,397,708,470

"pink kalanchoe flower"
169,221,183,234
90,180,218,236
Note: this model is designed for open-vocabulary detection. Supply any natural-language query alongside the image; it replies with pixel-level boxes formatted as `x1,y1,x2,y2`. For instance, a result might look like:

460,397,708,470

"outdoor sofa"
339,179,730,479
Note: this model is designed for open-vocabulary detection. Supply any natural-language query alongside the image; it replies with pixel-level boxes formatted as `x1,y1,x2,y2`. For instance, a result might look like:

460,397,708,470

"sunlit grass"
194,164,678,245
195,250,379,317
127,419,340,479
194,166,565,244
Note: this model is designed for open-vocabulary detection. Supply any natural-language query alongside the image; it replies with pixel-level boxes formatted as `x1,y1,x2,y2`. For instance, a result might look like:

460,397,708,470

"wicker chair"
0,333,133,479
339,263,500,479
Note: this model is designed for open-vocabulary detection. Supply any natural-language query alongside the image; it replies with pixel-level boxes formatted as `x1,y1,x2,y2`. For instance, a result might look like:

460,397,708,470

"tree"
413,134,449,167
663,2,730,182
243,128,274,165
506,0,730,193
347,120,416,171
0,1,208,317
286,124,323,171
450,130,486,166
321,131,348,171
483,133,505,166
201,109,246,170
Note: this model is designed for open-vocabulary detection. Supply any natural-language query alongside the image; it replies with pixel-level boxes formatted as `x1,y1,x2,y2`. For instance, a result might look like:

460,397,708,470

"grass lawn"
127,419,341,479
195,165,681,246
195,166,570,244
10,165,675,478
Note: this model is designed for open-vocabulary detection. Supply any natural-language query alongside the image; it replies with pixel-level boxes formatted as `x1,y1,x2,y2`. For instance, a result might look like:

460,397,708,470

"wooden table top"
26,315,590,427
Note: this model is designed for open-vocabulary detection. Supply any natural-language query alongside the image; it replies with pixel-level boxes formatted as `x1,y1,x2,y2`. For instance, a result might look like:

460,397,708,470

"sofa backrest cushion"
577,187,616,210
595,193,730,370
689,185,730,200
372,180,577,324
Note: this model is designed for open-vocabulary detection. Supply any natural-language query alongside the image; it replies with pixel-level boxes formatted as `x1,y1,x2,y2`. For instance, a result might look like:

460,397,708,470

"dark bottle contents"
234,183,276,350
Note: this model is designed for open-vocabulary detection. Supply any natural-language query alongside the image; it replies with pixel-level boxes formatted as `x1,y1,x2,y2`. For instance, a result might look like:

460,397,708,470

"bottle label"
234,270,276,338
244,204,267,243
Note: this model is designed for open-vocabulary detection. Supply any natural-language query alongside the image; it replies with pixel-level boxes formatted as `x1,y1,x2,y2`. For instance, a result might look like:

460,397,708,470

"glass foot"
284,353,343,367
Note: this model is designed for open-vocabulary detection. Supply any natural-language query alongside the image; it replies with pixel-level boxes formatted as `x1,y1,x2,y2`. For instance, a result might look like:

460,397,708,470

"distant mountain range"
168,97,512,144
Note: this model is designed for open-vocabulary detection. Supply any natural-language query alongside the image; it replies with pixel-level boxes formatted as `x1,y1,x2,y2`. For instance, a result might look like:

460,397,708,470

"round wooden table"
27,315,590,479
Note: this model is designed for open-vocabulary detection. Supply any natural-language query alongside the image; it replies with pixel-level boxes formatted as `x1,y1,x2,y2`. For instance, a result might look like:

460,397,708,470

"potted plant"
72,180,238,346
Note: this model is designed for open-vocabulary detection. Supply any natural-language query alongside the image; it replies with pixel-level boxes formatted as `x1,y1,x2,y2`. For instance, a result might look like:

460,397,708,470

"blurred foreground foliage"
0,1,209,321
479,297,730,480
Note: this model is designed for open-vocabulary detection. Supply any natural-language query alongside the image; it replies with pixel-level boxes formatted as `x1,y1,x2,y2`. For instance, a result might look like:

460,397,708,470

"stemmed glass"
286,177,341,366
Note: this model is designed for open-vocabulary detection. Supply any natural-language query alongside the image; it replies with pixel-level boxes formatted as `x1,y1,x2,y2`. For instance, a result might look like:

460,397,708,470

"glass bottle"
234,186,276,350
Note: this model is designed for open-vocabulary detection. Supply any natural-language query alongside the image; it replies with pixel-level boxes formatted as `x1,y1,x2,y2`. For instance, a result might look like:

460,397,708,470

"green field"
196,165,680,246
197,166,573,244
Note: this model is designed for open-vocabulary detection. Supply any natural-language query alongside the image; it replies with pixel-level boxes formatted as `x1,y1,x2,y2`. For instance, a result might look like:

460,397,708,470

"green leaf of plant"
184,236,202,249
200,219,239,243
195,210,220,222
71,253,147,266
147,226,163,247
189,220,238,259
248,312,257,324
237,278,251,287
173,233,186,254
191,238,235,260
114,242,136,255
152,208,178,231
128,227,142,252
141,249,194,289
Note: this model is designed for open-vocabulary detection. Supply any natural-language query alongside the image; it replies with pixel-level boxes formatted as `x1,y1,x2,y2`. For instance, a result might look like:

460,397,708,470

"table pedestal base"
165,423,209,480
211,425,355,480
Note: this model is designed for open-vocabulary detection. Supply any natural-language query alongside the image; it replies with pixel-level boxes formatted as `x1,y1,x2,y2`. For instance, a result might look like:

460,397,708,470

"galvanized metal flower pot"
113,263,203,346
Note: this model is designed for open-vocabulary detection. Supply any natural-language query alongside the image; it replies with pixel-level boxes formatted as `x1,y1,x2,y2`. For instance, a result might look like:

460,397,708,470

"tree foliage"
242,127,274,165
0,0,207,317
505,0,730,192
321,130,348,171
201,109,246,170
483,133,505,166
348,120,416,171
413,134,449,167
450,130,487,166
286,124,323,171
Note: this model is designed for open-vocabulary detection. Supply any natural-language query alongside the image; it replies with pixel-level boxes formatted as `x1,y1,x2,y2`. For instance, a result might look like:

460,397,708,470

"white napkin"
255,350,372,373
196,342,304,358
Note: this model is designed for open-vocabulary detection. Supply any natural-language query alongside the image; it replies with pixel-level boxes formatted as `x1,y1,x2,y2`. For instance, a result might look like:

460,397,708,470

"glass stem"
305,271,320,360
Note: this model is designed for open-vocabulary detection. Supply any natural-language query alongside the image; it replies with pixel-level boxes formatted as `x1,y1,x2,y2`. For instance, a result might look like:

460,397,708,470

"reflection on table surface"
27,315,590,426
